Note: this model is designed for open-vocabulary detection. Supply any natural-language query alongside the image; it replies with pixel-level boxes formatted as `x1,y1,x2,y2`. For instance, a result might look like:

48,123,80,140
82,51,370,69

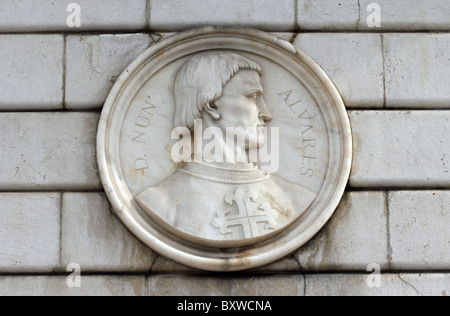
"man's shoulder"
135,170,189,223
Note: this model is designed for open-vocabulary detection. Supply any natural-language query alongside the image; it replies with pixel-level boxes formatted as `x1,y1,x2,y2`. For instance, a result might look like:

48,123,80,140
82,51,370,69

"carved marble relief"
97,27,352,271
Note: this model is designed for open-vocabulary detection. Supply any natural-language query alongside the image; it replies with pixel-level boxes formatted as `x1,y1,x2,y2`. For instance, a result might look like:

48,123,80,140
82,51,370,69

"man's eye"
248,94,259,101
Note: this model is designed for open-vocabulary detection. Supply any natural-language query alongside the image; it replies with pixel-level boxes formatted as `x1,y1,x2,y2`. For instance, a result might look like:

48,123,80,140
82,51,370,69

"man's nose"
258,97,273,122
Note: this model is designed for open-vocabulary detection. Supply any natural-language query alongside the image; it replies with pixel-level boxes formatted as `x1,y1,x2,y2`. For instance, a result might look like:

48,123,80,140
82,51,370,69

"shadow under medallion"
135,162,317,248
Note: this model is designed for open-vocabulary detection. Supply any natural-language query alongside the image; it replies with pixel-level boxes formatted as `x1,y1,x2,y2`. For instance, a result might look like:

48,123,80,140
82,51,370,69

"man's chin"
246,138,266,150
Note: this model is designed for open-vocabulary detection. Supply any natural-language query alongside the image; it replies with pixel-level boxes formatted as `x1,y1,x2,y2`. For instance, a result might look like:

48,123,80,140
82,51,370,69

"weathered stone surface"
383,34,450,108
0,35,63,110
0,113,101,190
297,0,359,31
149,0,296,31
297,0,450,31
150,256,198,274
359,0,450,31
61,193,156,272
293,34,384,108
389,191,450,270
350,111,450,188
151,255,302,274
0,276,146,296
0,0,147,32
296,192,389,271
65,34,156,109
1,0,449,33
305,274,450,296
397,274,450,296
271,33,296,43
254,257,302,273
0,193,60,273
148,275,305,296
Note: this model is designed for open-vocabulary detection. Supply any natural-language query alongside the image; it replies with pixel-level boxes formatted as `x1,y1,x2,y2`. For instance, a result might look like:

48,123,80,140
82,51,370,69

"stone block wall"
0,0,449,296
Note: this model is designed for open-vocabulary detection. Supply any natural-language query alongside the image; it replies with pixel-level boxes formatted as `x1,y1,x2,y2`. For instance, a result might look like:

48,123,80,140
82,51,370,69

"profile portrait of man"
135,52,317,247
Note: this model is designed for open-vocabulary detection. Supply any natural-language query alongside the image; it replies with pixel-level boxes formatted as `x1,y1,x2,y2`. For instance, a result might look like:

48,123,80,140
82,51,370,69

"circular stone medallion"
98,27,352,272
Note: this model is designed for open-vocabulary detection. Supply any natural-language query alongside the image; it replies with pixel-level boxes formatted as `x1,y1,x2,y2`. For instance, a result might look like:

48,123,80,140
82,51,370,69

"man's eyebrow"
246,87,264,94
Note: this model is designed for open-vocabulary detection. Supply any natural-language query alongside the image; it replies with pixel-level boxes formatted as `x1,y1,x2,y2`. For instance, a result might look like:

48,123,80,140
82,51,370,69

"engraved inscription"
279,90,318,177
131,96,158,174
134,158,148,174
298,109,317,177
278,90,302,110
132,96,158,144
212,188,279,239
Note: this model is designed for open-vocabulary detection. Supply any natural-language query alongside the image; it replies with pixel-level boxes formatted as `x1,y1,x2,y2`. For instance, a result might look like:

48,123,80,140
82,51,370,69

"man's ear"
204,102,221,120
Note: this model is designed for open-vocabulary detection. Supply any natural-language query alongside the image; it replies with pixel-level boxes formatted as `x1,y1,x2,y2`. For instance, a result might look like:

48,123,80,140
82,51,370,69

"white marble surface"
0,193,60,273
54,191,448,273
64,33,295,110
0,35,63,110
389,191,450,269
3,111,449,192
1,274,447,296
65,34,155,109
297,0,450,31
359,0,450,31
305,274,450,296
0,276,146,296
0,0,147,32
384,34,450,108
1,1,449,33
297,0,360,30
296,192,389,271
61,193,156,272
350,111,450,188
149,0,296,31
148,275,305,296
0,113,101,190
294,33,384,108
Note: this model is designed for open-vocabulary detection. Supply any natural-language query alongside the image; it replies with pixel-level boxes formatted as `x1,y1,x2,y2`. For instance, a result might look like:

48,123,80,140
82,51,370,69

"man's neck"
194,135,250,164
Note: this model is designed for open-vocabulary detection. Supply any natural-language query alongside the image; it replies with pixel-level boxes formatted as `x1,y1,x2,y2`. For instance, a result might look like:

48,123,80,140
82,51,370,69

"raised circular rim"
97,27,352,272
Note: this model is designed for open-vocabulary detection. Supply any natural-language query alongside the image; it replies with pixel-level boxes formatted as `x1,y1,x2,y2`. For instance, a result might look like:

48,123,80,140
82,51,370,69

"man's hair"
173,53,262,129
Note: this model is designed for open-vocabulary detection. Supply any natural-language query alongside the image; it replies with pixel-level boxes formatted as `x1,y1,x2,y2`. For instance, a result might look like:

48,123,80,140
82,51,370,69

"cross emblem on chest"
212,187,279,239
